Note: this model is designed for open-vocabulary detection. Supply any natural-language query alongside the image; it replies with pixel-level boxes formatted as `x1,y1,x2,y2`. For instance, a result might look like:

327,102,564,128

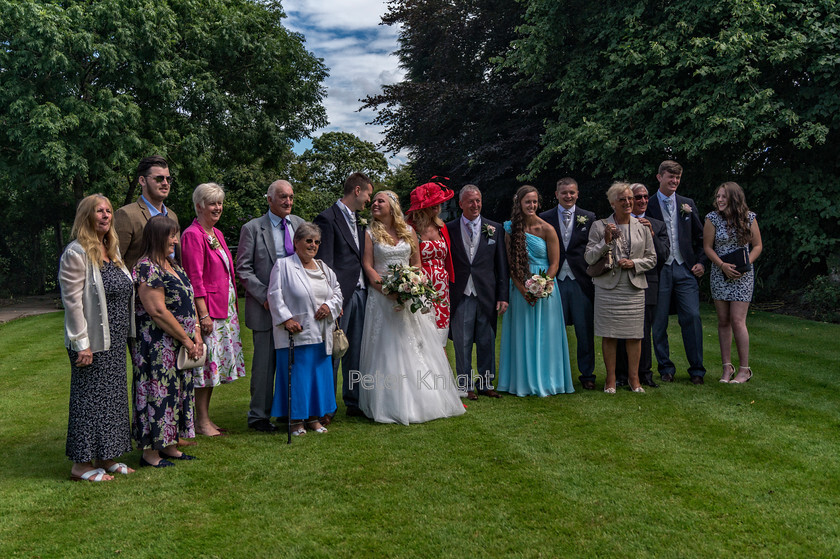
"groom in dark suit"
314,172,373,418
446,185,509,400
645,160,707,384
616,183,670,388
539,177,597,390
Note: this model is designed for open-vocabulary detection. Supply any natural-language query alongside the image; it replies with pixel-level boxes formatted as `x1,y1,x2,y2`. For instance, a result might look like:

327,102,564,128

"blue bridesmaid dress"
498,222,574,396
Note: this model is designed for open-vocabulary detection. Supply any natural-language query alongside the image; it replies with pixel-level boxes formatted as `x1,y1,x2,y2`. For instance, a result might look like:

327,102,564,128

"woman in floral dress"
132,215,205,468
59,194,135,482
182,183,245,436
406,180,455,345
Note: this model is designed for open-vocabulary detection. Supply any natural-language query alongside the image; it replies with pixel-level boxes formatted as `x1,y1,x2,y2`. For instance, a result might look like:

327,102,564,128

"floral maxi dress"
131,258,197,448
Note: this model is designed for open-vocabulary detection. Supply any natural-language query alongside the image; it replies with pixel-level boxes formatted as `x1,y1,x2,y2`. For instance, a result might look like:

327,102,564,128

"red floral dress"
419,238,451,329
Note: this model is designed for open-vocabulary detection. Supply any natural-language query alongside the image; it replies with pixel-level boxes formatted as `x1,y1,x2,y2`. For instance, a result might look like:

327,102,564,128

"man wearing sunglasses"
615,183,670,388
114,155,180,271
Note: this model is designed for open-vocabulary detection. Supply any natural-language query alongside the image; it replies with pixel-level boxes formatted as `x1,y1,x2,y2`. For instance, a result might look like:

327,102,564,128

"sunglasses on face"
304,238,321,245
634,194,649,200
146,175,174,184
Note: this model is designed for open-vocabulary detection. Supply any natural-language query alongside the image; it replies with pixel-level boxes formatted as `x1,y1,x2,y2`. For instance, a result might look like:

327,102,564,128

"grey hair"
293,222,321,243
267,179,293,198
192,182,225,214
459,184,481,201
629,183,648,193
606,181,633,204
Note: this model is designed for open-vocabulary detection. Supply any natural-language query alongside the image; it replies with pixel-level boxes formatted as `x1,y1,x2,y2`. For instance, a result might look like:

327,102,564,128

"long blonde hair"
70,194,122,268
369,190,417,253
406,205,444,236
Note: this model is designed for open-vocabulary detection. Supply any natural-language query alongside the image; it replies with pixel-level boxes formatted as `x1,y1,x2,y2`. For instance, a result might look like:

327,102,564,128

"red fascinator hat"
407,177,455,213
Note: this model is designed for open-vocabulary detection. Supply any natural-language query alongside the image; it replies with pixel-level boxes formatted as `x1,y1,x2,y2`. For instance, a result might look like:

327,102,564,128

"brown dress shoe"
466,391,478,400
690,375,705,385
479,389,502,398
581,380,596,390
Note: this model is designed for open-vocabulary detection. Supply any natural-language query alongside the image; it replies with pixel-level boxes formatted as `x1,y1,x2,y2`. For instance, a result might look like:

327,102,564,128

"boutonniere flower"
482,224,496,238
358,218,368,227
207,235,221,250
576,215,589,226
680,203,692,216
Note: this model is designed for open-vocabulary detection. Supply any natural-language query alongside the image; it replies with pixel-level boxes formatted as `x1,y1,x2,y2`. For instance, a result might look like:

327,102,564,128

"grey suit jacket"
236,212,304,331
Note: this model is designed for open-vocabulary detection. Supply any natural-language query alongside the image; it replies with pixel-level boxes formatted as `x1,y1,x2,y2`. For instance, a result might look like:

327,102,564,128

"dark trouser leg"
248,329,276,424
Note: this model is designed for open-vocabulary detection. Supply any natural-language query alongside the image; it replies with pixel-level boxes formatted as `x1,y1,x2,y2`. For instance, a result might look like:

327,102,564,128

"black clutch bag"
720,247,751,274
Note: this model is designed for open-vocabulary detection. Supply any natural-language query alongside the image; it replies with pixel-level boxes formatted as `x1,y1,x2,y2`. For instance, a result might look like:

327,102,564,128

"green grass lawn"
1,304,839,558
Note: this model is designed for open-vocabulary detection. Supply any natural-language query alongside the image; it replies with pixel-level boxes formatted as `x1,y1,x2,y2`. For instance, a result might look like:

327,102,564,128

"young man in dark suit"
446,185,509,400
616,183,670,388
314,172,373,418
539,177,597,390
645,161,707,384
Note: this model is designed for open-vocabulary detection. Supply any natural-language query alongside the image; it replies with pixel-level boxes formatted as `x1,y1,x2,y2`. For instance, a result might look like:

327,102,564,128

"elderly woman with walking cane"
267,222,343,436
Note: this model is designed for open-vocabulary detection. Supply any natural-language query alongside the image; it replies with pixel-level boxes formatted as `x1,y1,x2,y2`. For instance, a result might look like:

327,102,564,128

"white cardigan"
267,254,343,353
59,240,135,352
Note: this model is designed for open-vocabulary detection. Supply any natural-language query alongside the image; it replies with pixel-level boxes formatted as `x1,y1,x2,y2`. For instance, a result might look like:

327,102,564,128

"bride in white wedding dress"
357,190,465,425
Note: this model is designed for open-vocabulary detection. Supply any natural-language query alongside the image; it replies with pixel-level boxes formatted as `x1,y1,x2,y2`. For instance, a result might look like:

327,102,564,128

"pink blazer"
181,219,237,319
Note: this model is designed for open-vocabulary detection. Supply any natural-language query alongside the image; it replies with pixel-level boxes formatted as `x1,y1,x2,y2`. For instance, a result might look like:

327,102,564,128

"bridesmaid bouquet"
380,264,442,313
525,270,554,299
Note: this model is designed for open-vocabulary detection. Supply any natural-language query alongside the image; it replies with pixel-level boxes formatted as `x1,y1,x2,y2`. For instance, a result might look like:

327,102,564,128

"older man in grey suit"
236,180,304,432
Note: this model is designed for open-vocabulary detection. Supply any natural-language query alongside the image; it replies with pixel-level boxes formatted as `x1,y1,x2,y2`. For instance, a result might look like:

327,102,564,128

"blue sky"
283,0,406,164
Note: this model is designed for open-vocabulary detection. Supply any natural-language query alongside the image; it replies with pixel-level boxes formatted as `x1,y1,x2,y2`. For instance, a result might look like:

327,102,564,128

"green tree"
507,0,840,285
361,0,556,216
291,131,389,220
0,0,327,295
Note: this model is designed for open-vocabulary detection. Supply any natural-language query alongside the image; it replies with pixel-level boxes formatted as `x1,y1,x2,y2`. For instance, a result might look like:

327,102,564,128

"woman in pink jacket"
181,182,246,436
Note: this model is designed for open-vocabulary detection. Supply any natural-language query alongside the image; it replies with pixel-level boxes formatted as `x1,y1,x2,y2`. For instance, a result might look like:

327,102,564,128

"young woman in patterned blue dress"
703,182,763,384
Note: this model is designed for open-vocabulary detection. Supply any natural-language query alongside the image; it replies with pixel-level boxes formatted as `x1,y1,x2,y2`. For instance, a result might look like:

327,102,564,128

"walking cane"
287,330,294,444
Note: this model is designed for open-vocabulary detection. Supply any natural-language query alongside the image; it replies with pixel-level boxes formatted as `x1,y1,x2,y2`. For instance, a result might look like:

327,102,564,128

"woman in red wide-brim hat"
406,178,455,345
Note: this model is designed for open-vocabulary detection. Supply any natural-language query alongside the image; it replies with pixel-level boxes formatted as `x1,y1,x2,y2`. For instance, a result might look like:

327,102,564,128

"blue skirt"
271,343,337,420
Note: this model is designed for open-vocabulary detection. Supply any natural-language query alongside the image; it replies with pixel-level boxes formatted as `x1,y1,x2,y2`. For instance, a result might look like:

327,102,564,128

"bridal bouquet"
379,264,442,313
524,270,554,299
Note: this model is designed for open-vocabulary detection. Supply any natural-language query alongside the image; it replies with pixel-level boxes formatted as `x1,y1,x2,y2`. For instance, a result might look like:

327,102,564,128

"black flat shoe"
248,419,278,433
161,452,197,461
139,457,175,468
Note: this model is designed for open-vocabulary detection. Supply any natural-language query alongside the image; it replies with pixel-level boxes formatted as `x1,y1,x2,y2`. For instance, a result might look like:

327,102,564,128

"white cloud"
284,0,407,166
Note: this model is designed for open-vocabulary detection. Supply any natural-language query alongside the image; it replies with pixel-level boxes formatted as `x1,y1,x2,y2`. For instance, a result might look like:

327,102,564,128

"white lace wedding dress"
358,233,465,425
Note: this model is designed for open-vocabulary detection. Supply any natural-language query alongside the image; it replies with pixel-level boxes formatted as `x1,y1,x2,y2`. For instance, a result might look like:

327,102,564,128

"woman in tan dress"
585,182,657,394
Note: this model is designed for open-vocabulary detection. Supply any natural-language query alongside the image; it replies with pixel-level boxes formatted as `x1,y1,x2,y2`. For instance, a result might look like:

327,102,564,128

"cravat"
563,210,572,227
467,222,475,241
664,198,673,216
280,218,294,255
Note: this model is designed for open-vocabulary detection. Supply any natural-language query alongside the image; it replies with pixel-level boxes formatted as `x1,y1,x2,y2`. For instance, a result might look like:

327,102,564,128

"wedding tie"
348,211,359,248
563,210,572,227
664,198,674,216
467,223,475,241
280,218,294,255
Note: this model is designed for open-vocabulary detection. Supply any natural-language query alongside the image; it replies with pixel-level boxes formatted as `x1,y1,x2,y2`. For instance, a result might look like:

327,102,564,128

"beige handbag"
332,326,349,358
177,343,207,369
